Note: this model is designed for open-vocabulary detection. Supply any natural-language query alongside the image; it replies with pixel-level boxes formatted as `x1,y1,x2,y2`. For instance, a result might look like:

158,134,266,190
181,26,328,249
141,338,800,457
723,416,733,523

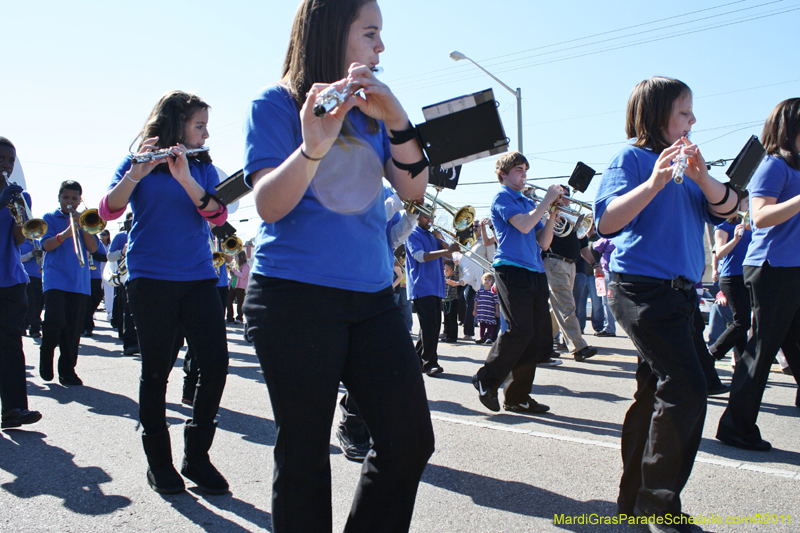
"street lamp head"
449,51,467,61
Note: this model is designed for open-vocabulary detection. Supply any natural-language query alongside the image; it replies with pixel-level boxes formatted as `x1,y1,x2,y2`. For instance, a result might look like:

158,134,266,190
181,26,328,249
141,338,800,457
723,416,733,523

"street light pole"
450,51,523,154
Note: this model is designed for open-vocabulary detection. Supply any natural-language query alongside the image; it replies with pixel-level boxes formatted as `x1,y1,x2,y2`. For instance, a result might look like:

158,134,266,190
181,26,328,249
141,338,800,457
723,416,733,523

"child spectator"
474,272,499,344
442,260,460,343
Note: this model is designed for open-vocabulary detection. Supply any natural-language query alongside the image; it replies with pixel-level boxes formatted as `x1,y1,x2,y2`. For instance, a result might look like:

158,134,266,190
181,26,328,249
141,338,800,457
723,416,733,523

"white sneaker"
463,335,474,341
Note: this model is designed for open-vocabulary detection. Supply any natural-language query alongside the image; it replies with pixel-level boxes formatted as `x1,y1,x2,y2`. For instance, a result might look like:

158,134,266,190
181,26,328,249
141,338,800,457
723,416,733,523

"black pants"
25,276,43,335
413,295,442,371
114,285,138,349
83,278,104,333
177,286,228,403
126,277,228,435
41,289,87,378
463,285,476,337
709,275,751,362
443,298,459,340
692,306,723,389
717,264,800,445
226,287,245,322
244,275,434,533
476,265,551,405
0,284,30,411
609,279,706,517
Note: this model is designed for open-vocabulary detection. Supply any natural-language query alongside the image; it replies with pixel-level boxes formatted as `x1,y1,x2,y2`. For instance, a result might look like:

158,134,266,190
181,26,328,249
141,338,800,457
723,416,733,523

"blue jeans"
601,271,616,334
577,272,605,333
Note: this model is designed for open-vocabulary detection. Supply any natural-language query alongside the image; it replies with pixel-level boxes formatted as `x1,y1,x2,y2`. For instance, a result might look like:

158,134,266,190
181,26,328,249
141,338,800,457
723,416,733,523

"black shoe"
538,358,563,367
782,366,793,375
142,430,185,494
123,345,140,356
425,365,444,376
574,346,597,362
503,397,550,414
335,424,370,462
39,353,54,382
1,408,43,429
59,374,83,386
181,397,194,407
81,330,93,337
472,374,500,412
29,330,41,339
707,384,731,396
474,338,486,344
594,330,616,337
716,433,771,451
554,341,568,351
182,421,229,494
645,518,700,533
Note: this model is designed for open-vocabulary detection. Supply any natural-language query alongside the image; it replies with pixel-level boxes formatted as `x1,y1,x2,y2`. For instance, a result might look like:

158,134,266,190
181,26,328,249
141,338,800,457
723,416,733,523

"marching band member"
40,180,96,386
242,0,433,530
717,98,800,450
471,152,562,414
594,77,738,530
99,91,229,495
0,137,41,429
708,196,751,363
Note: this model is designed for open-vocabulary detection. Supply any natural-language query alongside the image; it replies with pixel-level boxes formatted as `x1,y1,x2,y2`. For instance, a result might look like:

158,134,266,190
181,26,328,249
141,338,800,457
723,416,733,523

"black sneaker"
123,345,140,356
335,424,370,462
707,384,731,396
574,346,597,362
538,358,563,367
503,397,550,414
595,330,616,337
59,374,83,386
1,408,43,429
29,330,41,339
425,366,444,376
472,374,500,412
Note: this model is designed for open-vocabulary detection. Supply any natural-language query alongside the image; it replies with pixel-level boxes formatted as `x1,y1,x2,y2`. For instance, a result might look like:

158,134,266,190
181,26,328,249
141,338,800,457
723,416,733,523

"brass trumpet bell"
79,208,107,235
221,235,243,256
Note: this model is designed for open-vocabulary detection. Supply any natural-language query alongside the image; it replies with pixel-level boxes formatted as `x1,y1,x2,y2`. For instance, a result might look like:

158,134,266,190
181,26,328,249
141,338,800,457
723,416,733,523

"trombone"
66,206,85,268
2,171,48,271
77,202,107,269
433,224,495,274
522,184,594,239
423,191,476,232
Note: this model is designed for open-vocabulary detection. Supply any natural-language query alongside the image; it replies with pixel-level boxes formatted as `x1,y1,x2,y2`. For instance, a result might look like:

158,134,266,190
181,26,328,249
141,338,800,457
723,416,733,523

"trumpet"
522,184,594,239
131,146,210,165
66,205,85,268
433,224,495,274
736,211,750,237
313,67,383,117
210,238,226,271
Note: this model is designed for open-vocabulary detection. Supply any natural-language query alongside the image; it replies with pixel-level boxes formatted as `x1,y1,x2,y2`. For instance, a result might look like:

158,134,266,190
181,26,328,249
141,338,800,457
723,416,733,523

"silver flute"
313,67,383,118
131,146,209,165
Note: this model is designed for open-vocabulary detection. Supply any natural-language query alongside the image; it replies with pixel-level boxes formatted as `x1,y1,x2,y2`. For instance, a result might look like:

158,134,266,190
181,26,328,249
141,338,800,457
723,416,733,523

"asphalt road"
1,311,798,533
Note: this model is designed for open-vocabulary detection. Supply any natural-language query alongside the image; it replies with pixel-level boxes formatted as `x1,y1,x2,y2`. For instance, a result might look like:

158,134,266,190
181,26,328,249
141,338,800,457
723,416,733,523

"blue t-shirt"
595,144,721,283
243,84,393,292
405,225,446,300
490,186,545,272
743,156,800,268
18,240,41,279
90,238,107,280
41,207,91,295
109,232,127,254
0,192,30,288
109,156,220,281
715,221,751,277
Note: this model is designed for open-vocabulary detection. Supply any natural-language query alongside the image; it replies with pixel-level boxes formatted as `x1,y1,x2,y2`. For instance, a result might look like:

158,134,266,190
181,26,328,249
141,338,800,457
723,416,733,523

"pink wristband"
198,203,228,225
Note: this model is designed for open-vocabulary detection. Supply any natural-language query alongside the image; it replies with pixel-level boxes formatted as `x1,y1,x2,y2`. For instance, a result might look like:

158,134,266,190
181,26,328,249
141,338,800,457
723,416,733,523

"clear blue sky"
3,0,798,240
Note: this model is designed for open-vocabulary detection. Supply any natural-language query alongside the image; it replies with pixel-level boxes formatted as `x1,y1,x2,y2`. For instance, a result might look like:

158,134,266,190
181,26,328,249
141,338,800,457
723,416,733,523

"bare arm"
713,227,741,260
751,195,800,229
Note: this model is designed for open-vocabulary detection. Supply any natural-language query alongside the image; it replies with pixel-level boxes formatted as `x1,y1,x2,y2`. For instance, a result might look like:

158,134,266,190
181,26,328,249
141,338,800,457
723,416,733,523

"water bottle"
595,270,606,297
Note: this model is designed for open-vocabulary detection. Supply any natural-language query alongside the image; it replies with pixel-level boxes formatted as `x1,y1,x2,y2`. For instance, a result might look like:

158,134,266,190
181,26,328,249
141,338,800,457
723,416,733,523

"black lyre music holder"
415,88,509,184
568,162,596,194
212,169,250,241
726,135,766,196
214,169,249,206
